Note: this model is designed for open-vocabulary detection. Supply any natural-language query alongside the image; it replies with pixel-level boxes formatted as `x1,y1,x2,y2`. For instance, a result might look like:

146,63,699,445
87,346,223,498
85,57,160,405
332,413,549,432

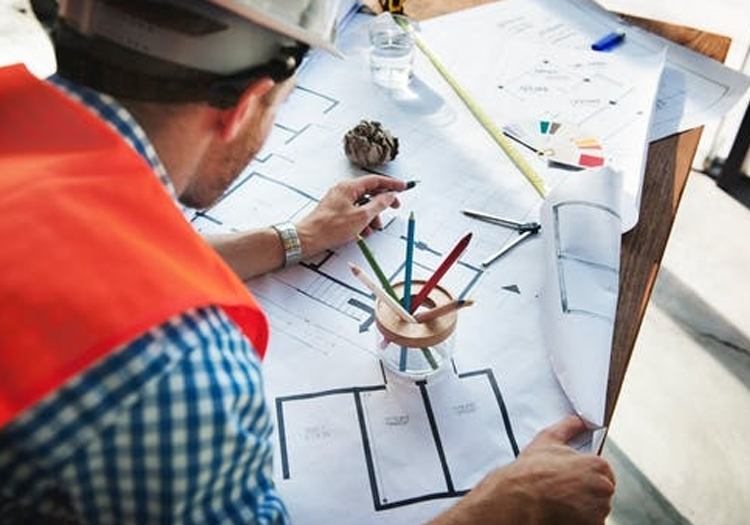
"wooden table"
597,16,729,425
381,0,732,426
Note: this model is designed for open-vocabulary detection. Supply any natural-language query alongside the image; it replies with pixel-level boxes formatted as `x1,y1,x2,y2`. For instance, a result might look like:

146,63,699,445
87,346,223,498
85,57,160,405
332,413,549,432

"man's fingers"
592,456,617,489
534,414,589,447
354,175,407,195
364,192,398,213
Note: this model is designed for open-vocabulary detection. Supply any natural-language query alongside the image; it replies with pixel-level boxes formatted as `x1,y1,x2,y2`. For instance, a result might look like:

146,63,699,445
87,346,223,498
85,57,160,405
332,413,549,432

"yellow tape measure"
397,17,548,198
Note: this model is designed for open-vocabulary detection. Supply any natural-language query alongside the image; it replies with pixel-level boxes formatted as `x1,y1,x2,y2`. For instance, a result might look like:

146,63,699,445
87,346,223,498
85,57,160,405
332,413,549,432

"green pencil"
356,235,399,301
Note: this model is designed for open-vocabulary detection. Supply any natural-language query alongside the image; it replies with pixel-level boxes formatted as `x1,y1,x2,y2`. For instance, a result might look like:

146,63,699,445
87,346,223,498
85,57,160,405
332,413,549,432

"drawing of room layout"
275,362,519,511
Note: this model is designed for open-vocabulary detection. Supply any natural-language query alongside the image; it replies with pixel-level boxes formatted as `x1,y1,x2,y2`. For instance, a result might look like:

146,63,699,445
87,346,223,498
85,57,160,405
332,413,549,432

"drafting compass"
462,209,541,267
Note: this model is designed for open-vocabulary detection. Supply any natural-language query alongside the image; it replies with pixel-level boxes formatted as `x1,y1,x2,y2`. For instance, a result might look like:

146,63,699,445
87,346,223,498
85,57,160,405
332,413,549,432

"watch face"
273,222,302,266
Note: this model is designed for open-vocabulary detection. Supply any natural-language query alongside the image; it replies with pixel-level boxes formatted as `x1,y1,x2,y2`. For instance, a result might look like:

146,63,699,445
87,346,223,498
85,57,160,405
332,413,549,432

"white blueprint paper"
417,0,750,141
182,4,669,524
416,12,664,230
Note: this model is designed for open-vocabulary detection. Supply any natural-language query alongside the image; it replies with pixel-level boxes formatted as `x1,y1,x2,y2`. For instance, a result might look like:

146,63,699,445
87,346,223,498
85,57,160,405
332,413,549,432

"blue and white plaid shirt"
0,78,289,525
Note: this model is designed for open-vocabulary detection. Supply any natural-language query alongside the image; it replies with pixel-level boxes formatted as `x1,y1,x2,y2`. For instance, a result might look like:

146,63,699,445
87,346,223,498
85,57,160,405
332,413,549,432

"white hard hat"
0,0,56,78
58,0,342,76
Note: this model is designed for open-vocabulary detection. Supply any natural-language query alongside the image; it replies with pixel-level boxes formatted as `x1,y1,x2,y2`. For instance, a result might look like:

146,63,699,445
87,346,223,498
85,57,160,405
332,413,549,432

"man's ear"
217,77,276,141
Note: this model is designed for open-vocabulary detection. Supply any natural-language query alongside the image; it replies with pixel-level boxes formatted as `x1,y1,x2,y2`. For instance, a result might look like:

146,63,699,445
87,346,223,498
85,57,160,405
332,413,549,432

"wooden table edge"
606,16,731,424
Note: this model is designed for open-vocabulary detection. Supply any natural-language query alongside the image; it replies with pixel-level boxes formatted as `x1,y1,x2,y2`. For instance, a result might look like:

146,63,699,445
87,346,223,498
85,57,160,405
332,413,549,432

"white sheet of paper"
541,165,623,426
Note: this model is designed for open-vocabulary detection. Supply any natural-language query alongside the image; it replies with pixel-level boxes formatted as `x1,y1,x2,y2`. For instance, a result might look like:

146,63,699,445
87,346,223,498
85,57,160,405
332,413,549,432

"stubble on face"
178,122,262,209
178,78,295,210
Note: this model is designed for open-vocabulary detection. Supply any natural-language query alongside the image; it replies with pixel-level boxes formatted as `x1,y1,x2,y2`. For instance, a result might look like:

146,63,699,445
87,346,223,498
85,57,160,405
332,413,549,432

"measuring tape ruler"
400,19,548,198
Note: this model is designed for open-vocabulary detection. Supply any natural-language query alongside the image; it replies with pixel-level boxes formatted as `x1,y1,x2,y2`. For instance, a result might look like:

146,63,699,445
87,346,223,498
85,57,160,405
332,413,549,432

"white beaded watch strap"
272,222,303,267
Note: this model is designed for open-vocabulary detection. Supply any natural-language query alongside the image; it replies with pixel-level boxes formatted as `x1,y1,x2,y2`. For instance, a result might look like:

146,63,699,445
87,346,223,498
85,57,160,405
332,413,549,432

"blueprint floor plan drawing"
180,7,628,524
275,366,519,511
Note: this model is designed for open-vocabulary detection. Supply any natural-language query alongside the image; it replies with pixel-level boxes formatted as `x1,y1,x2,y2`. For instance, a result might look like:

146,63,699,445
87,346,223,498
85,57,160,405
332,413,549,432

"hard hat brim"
206,0,343,57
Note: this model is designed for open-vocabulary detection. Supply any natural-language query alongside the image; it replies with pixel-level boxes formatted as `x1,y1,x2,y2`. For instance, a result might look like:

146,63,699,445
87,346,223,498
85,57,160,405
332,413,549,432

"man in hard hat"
0,1,614,524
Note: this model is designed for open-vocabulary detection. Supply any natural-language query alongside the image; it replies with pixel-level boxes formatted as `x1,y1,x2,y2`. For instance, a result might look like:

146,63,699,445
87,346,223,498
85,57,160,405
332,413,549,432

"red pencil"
409,232,472,313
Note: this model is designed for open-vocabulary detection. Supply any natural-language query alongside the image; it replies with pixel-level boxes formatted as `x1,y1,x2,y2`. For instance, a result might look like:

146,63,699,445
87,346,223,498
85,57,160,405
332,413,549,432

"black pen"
355,179,419,206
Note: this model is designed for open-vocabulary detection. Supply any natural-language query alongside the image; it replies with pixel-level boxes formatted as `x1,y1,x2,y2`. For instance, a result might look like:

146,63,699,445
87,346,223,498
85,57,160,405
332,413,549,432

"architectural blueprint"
421,0,750,141
181,1,744,522
541,166,623,428
416,1,660,231
417,0,750,229
188,11,572,522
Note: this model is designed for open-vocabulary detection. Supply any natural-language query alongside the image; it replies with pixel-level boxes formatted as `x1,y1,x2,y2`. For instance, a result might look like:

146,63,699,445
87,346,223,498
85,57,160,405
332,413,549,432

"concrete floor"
603,173,750,525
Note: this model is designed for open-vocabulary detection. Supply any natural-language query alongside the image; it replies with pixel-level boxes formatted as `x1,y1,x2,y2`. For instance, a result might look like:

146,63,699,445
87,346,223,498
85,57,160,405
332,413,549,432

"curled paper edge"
540,166,623,428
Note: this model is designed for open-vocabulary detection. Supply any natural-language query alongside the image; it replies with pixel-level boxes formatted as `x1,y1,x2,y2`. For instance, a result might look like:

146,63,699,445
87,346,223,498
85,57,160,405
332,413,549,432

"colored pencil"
415,299,474,323
356,235,399,301
410,232,472,313
400,212,416,371
349,263,417,323
403,211,416,310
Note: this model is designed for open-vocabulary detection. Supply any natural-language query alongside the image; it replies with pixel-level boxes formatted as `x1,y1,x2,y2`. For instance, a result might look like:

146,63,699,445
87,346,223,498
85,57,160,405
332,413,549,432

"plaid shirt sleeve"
0,306,289,525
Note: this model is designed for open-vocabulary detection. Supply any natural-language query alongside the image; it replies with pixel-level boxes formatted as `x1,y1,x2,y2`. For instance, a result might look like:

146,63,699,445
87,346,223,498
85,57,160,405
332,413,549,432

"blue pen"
591,30,626,51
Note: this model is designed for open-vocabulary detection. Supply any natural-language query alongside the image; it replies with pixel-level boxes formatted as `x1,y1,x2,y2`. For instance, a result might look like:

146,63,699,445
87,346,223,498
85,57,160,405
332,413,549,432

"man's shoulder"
0,305,257,449
0,305,277,523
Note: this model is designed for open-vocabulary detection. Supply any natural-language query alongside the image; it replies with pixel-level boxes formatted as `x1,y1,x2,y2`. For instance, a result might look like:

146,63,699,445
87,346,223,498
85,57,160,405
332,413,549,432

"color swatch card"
503,120,606,169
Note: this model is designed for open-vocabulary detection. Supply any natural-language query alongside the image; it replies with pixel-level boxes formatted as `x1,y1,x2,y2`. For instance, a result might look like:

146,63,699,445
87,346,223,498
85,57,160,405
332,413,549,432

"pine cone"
343,120,399,167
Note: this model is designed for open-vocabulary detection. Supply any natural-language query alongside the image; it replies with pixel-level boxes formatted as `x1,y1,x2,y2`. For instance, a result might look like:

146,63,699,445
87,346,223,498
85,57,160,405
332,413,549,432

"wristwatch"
272,222,303,267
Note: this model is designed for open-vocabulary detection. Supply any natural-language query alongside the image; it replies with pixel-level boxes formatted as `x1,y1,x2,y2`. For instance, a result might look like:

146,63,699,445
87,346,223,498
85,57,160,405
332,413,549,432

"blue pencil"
400,212,416,371
403,211,416,310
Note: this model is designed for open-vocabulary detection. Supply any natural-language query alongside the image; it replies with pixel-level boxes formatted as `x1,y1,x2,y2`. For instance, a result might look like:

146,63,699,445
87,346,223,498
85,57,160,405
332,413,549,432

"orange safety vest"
0,64,269,427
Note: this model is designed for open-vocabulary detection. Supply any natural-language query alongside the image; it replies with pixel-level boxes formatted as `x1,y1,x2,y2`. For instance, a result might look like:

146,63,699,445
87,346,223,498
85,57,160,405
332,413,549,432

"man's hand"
296,175,407,258
427,415,615,525
207,175,406,280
